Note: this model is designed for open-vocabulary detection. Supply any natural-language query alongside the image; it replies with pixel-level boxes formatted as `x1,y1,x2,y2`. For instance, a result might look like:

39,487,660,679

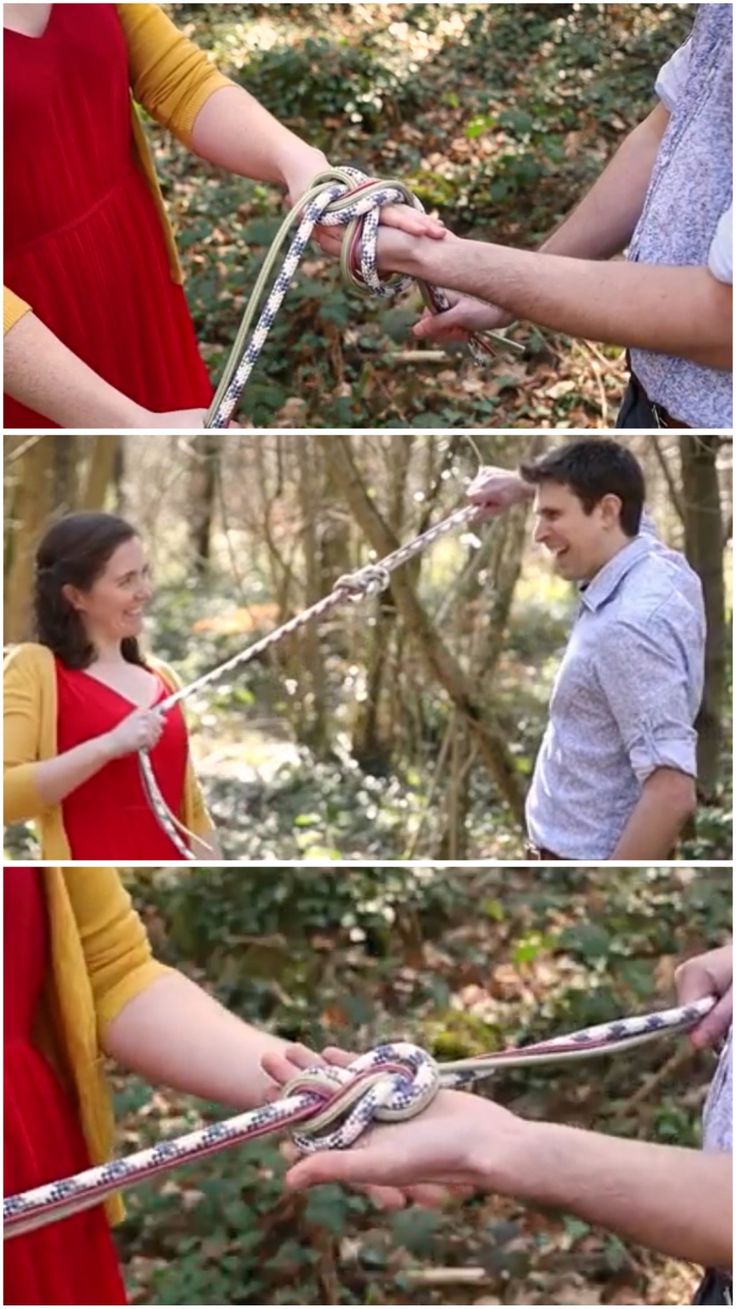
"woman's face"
63,536,153,643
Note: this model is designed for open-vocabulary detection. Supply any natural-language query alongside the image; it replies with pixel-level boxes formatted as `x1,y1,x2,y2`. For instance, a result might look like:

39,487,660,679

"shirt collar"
579,534,653,613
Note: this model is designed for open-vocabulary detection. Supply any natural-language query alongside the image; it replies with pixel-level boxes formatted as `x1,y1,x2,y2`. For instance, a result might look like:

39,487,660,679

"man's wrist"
463,1102,540,1192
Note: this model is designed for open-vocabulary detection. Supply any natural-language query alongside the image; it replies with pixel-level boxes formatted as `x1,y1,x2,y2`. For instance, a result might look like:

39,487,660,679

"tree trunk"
80,434,119,511
188,433,220,576
328,435,525,824
295,438,328,751
4,439,56,642
680,434,726,800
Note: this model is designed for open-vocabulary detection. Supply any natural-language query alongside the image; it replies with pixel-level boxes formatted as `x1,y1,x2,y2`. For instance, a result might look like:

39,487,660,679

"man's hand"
466,464,534,520
261,1043,464,1209
266,1045,524,1194
675,944,733,1049
413,292,515,343
312,200,447,260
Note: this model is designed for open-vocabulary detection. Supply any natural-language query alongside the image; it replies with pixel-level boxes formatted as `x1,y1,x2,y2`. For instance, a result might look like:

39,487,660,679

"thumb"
286,1146,398,1192
412,305,470,342
690,988,732,1048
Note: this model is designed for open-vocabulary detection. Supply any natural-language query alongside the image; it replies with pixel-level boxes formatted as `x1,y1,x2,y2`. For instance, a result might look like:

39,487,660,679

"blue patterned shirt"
628,4,733,427
526,527,705,859
704,1027,732,1154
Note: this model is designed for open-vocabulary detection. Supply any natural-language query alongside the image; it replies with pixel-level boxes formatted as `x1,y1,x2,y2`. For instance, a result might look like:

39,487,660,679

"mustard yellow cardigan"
3,3,232,333
33,866,174,1226
4,642,213,859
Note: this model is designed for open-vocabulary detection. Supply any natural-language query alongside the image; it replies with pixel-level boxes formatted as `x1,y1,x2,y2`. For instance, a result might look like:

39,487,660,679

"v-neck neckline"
78,667,165,714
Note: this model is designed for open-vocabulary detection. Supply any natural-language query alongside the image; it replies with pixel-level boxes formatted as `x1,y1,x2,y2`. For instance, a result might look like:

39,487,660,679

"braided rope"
140,501,484,858
206,166,522,428
4,997,714,1239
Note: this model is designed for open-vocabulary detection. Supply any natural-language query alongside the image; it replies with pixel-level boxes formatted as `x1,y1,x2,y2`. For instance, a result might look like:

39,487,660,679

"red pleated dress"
4,867,127,1305
4,5,213,427
56,662,191,860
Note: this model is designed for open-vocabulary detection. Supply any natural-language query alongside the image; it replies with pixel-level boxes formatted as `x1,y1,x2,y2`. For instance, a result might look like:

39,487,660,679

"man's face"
532,481,620,581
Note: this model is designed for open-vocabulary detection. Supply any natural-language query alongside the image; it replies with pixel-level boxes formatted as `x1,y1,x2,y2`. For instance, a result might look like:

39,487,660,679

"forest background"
147,2,693,428
104,866,732,1306
4,432,731,860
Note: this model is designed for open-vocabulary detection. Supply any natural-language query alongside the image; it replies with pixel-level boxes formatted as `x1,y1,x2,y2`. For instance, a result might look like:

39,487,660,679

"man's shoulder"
608,548,704,630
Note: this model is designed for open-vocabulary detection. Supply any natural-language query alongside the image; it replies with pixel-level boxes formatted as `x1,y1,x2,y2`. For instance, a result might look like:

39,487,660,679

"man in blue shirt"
352,4,732,428
467,438,705,860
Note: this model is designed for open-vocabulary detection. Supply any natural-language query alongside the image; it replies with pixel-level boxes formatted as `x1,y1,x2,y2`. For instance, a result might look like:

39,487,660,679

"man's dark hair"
519,438,645,536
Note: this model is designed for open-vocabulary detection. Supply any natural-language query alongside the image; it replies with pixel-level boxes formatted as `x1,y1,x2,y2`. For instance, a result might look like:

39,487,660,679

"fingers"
286,1148,395,1192
690,988,733,1048
412,310,471,343
380,206,446,240
320,1046,357,1067
262,1043,326,1088
675,957,712,1006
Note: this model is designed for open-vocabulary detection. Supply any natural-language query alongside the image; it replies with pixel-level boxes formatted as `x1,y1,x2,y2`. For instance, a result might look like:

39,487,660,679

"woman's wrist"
281,145,330,201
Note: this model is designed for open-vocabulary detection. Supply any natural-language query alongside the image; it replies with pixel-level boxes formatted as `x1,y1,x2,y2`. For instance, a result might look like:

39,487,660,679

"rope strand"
142,500,486,856
4,997,714,1239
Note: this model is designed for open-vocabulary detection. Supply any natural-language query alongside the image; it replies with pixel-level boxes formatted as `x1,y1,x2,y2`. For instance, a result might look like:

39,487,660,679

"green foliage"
116,868,730,1305
235,36,422,130
155,2,694,428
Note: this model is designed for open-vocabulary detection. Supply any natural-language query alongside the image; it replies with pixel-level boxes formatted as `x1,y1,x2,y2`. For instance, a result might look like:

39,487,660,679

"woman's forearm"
103,971,289,1109
4,311,147,427
489,1117,732,1271
34,734,116,807
190,85,327,197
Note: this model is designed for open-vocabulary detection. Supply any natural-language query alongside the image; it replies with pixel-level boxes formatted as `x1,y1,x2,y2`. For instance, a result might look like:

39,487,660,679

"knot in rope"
206,165,522,427
284,1043,441,1153
333,562,391,601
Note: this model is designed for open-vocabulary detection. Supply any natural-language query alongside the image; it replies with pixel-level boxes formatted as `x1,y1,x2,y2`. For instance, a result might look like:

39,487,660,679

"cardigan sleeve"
63,868,173,1036
4,286,32,335
116,3,233,149
3,645,47,821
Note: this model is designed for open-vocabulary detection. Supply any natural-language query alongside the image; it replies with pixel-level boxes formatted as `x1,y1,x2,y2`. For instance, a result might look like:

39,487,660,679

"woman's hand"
262,1043,470,1209
140,409,242,429
103,708,164,760
675,943,733,1048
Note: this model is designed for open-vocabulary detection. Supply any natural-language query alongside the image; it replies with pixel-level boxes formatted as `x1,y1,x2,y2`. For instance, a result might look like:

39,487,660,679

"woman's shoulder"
146,652,182,692
3,641,54,678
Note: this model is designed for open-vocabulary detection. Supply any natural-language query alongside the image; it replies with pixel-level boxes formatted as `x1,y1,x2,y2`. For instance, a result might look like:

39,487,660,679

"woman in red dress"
6,867,381,1306
4,512,218,860
3,5,442,429
5,867,128,1305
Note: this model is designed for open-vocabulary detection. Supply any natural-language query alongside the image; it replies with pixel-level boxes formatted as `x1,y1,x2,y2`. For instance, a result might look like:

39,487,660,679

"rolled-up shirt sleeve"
593,617,698,783
655,37,692,111
708,204,733,284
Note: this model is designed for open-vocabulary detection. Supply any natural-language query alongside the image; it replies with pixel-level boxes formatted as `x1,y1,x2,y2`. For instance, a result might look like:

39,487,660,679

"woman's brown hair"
34,512,146,669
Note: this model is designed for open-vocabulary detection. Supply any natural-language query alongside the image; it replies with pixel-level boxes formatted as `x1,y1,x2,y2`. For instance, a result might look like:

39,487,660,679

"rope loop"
288,1043,441,1153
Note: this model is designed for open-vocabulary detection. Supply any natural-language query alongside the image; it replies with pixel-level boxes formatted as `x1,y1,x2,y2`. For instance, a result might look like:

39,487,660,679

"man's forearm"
540,104,670,260
393,234,732,369
190,85,326,194
611,768,696,859
490,1118,732,1271
103,972,289,1110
